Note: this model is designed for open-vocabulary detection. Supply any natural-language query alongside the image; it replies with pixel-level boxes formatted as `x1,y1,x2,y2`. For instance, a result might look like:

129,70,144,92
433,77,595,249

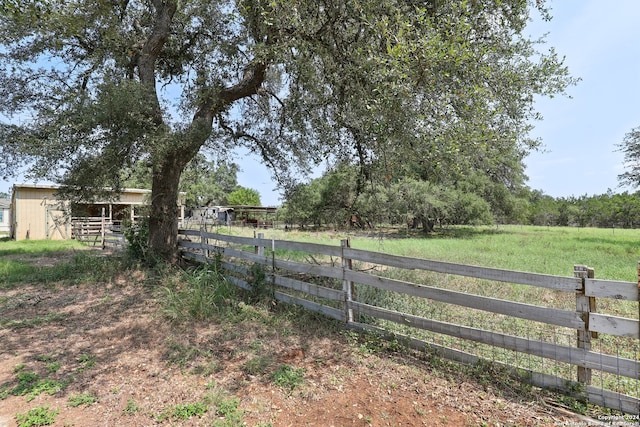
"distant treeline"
278,166,640,230
525,190,640,228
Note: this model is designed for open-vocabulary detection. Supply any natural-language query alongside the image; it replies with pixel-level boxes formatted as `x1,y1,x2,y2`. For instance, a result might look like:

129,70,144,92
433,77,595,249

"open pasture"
220,224,640,281
201,224,639,413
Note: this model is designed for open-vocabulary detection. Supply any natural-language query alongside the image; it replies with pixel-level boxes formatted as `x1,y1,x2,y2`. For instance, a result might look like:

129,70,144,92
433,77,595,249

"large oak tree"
0,0,574,262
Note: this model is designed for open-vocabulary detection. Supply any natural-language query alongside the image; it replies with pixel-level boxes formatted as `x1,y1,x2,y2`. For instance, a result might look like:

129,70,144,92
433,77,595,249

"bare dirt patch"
0,252,592,426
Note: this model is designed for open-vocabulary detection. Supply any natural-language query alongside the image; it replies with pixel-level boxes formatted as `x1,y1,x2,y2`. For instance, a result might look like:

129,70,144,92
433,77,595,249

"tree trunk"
148,154,183,264
420,215,435,233
144,60,267,263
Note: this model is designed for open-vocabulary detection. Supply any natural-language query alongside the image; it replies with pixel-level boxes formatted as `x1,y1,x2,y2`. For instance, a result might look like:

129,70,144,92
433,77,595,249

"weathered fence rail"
177,229,640,414
72,217,126,250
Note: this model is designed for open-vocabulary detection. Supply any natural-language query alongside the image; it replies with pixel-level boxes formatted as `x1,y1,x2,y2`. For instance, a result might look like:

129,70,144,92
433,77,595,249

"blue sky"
523,1,640,199
3,1,639,206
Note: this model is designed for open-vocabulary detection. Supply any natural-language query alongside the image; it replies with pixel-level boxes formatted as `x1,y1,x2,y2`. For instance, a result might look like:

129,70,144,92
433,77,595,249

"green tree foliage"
227,187,261,206
0,0,575,261
121,154,239,209
618,126,640,189
280,180,323,228
179,155,239,208
282,166,496,230
523,189,640,228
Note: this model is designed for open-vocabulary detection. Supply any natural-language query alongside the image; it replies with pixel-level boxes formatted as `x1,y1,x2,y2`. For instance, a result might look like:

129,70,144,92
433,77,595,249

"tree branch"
218,61,268,105
135,0,176,125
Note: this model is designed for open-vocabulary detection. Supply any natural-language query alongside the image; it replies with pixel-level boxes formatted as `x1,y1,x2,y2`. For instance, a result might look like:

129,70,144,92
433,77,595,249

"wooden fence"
72,217,126,250
178,229,640,415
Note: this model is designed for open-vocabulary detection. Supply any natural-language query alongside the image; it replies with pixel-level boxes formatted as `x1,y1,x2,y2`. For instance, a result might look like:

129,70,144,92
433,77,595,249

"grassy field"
4,224,637,280
209,224,640,407
215,224,640,281
0,238,86,256
0,239,91,290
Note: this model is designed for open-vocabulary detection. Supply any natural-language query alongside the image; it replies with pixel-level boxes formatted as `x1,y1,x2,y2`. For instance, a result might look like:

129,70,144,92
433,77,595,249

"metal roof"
13,183,152,193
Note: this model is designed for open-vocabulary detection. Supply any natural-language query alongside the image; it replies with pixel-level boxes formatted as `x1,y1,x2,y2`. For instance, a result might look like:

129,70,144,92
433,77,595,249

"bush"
124,216,150,262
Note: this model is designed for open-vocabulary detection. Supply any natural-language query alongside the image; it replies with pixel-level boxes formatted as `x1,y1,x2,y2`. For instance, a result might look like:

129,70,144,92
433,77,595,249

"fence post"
574,264,592,387
588,267,597,339
101,207,106,250
200,224,208,259
256,232,264,256
341,239,354,324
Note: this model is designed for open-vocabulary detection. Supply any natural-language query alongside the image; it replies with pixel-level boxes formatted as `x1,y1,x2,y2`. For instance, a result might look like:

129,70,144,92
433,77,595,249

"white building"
0,199,9,235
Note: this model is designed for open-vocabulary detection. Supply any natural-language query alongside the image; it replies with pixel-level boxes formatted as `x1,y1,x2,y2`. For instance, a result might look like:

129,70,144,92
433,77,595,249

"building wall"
10,185,181,241
11,186,68,241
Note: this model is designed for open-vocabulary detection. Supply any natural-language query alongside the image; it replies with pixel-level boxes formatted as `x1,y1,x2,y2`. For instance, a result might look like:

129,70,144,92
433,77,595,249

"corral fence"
71,217,126,250
178,228,640,415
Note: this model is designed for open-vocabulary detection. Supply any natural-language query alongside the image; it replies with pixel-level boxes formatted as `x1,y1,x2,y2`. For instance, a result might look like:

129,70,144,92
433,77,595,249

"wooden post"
271,238,276,297
637,261,640,344
200,226,209,259
574,265,592,386
101,207,106,250
587,267,597,339
341,239,354,324
256,233,264,256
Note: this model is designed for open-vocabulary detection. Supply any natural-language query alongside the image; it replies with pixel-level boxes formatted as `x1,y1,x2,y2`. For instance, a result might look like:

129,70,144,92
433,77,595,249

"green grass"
158,401,208,421
155,389,244,425
217,225,640,406
122,398,140,415
0,240,122,289
77,353,97,371
205,389,244,427
0,313,67,329
224,225,640,281
272,364,305,391
160,266,238,322
67,393,98,407
3,371,67,402
243,355,274,376
0,239,85,257
15,405,59,427
343,225,639,281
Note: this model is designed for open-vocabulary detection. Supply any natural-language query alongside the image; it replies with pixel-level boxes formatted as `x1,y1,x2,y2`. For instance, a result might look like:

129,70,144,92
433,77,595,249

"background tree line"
525,190,640,228
278,163,640,230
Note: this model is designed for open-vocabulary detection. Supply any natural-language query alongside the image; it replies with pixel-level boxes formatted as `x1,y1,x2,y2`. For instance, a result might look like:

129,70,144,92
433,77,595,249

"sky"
521,1,640,199
2,1,640,206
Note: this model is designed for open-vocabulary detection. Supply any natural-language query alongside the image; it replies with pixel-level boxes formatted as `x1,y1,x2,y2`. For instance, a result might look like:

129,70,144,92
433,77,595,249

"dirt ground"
0,251,597,426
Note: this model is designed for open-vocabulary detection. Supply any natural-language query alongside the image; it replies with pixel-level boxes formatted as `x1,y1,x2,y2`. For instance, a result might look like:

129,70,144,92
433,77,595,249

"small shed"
9,184,185,241
190,206,235,225
0,199,10,235
231,205,278,228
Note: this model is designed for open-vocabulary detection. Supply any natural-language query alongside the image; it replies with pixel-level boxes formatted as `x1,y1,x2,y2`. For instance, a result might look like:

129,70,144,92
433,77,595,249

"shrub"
123,216,150,262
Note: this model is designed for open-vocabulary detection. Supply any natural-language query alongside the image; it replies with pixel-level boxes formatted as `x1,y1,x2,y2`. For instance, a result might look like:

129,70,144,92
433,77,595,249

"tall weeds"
160,264,237,322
